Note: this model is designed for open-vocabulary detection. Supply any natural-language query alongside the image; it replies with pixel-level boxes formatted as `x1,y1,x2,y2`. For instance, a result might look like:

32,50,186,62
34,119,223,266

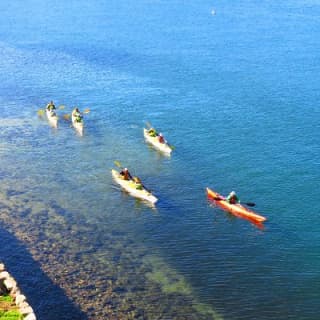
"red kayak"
206,187,266,224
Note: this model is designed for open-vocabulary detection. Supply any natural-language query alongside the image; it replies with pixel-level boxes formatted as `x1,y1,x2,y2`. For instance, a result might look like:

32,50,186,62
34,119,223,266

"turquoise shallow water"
0,1,319,319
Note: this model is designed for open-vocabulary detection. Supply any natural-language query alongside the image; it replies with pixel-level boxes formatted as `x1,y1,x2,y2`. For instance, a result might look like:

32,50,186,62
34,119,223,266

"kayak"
206,187,266,223
111,169,158,204
72,111,84,136
143,128,172,155
46,108,58,128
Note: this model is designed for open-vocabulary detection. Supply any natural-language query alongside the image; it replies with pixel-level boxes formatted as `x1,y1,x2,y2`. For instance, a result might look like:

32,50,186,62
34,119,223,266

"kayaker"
226,191,240,204
46,101,56,111
73,107,83,123
133,176,143,190
148,128,157,137
158,133,165,144
120,168,132,181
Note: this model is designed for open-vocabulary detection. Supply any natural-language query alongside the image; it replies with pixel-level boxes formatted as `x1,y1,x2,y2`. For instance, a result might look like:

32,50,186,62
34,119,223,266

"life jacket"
228,195,239,204
135,183,143,190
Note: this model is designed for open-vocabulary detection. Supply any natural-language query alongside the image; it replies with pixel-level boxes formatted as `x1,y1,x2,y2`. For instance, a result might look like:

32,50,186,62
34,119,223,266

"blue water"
0,1,319,319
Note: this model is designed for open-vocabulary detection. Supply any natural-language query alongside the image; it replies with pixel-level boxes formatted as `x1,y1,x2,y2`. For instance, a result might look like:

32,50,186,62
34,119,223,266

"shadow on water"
0,226,88,320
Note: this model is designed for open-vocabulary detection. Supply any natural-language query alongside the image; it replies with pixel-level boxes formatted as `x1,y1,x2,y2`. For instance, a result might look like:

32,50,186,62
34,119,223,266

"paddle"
63,108,90,121
37,109,45,116
114,160,122,168
243,202,255,207
212,196,255,207
38,104,65,115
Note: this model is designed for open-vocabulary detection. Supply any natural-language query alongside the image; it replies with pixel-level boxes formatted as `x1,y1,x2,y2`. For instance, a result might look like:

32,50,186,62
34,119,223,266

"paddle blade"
114,160,122,168
245,202,255,207
37,109,45,116
146,121,152,128
63,114,71,121
58,105,65,110
83,108,90,114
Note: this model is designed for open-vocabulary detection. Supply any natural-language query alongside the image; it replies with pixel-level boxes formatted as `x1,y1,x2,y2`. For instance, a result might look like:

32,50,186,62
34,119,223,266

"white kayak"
143,128,172,154
72,111,84,136
46,108,58,128
111,169,158,204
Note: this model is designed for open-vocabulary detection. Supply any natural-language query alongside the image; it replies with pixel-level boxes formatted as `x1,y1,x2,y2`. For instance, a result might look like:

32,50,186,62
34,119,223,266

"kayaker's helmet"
124,168,128,171
230,191,236,196
159,133,163,137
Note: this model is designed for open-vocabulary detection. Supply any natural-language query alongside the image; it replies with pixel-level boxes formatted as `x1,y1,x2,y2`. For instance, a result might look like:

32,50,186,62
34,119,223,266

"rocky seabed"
0,263,36,320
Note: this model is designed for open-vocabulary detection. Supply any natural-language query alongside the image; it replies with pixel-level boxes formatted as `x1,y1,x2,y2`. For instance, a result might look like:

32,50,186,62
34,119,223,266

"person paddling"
120,168,132,181
72,107,83,123
148,128,157,137
158,133,165,144
226,191,240,204
46,101,56,111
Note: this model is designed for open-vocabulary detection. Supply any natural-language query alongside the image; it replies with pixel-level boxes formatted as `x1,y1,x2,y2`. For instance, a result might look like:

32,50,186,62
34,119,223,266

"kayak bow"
206,187,266,223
